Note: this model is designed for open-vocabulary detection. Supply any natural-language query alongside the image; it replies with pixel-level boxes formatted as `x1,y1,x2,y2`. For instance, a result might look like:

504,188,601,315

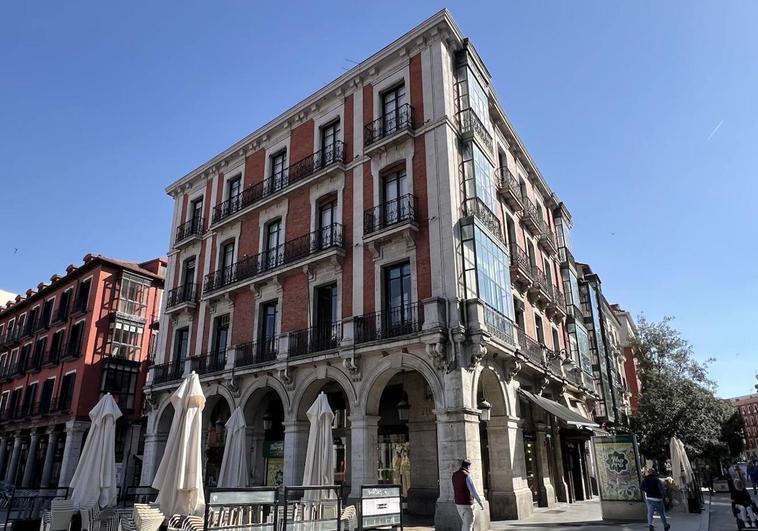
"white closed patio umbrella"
302,392,335,501
152,372,206,516
670,437,694,487
69,393,122,509
217,406,249,488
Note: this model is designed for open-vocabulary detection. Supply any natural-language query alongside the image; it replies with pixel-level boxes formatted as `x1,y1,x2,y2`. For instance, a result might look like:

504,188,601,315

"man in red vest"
452,458,484,531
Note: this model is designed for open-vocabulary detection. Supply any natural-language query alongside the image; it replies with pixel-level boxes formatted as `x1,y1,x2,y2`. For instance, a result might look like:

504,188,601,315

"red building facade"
734,394,758,458
0,254,164,492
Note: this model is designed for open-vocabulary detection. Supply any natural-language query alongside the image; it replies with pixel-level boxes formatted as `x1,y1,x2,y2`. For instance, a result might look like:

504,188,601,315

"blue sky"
1,1,756,398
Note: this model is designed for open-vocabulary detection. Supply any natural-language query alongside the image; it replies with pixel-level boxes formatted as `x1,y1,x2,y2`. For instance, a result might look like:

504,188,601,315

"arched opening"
203,394,231,487
368,369,439,519
296,379,351,487
475,367,515,520
243,388,286,487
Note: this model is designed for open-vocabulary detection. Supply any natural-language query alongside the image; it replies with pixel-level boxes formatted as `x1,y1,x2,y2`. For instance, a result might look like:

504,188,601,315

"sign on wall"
592,434,643,502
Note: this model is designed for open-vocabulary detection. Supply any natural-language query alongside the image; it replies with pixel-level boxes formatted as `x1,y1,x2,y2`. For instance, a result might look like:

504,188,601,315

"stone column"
40,429,59,488
0,435,8,478
534,422,555,507
348,414,379,500
249,428,265,486
58,420,89,488
484,415,532,520
434,409,490,531
139,432,167,486
551,423,568,503
5,434,23,483
21,430,41,488
282,420,308,486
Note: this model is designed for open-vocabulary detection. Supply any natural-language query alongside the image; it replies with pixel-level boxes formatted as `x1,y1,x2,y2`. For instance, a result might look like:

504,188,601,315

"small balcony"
60,341,82,361
559,246,576,270
462,197,505,243
234,339,278,368
521,198,543,234
458,108,493,153
203,224,344,296
355,302,424,344
48,395,73,415
546,284,567,320
8,360,24,378
517,332,545,367
212,142,346,226
364,194,419,236
175,217,205,247
364,104,415,154
538,228,558,256
288,323,342,358
509,243,533,290
165,283,199,313
43,348,61,367
482,304,517,348
528,266,555,305
190,351,227,376
151,359,184,386
497,167,524,211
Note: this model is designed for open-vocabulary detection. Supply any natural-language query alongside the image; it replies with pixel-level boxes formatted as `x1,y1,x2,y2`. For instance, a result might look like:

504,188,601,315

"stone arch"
291,365,357,420
470,361,513,418
239,376,291,417
148,395,176,434
360,351,445,416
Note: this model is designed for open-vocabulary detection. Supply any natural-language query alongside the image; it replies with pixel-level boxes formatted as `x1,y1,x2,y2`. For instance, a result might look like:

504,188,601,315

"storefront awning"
518,389,599,429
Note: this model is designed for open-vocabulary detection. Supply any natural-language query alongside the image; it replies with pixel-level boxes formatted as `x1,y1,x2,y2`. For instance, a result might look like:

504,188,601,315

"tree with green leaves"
629,316,741,464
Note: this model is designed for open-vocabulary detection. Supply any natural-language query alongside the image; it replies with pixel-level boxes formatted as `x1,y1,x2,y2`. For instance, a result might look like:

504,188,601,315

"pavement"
406,494,713,531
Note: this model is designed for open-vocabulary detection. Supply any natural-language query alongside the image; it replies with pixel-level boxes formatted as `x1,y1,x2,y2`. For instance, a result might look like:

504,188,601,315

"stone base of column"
554,477,569,503
434,499,490,531
406,487,438,516
488,487,533,520
538,483,555,507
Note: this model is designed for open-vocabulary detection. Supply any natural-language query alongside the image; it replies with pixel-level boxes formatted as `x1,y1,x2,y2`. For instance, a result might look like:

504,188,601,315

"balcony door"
314,284,338,350
173,328,189,374
384,261,412,335
381,84,406,135
212,315,229,370
382,169,408,227
270,151,287,192
182,257,196,298
227,176,241,214
320,121,340,167
220,241,235,284
191,198,203,232
264,220,283,270
258,301,278,361
318,201,336,249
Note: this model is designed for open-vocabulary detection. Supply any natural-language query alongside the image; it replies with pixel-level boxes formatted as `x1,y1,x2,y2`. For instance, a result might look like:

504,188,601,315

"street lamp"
478,398,492,422
263,411,273,431
397,396,410,423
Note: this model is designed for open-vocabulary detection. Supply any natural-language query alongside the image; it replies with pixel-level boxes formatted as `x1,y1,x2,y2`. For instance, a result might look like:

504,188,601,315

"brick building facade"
0,254,164,493
143,10,631,528
733,394,758,458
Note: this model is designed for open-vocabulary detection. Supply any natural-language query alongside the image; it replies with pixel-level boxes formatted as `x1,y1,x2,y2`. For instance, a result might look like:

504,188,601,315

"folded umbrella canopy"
670,436,694,488
69,393,122,508
217,406,249,488
302,392,335,501
152,372,206,516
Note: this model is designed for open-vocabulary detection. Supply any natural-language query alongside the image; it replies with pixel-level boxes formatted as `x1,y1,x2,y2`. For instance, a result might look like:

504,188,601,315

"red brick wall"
244,149,266,188
341,95,354,318
231,290,255,344
286,120,315,240
410,54,432,302
290,119,314,164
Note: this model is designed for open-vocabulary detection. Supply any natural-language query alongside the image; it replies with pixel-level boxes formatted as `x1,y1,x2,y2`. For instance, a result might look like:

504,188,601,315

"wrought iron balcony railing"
62,340,82,360
234,338,278,367
204,224,344,294
462,197,504,243
509,243,533,275
48,395,73,414
151,359,184,385
25,351,42,373
166,283,199,309
482,304,516,347
517,331,544,366
530,266,554,300
176,217,205,243
355,302,423,344
212,142,346,223
190,351,227,375
365,104,415,146
364,194,418,235
458,108,493,152
288,322,342,357
497,167,524,210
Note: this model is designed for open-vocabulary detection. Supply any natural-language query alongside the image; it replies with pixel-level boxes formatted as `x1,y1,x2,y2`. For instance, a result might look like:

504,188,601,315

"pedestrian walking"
749,461,758,496
641,467,670,531
452,459,484,531
733,479,757,528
